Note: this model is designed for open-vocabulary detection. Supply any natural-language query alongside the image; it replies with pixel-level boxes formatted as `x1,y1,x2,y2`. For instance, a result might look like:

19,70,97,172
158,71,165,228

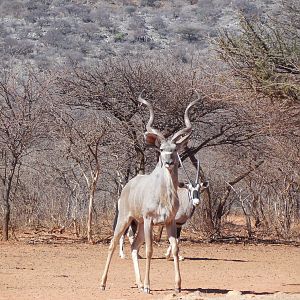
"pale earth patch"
0,241,299,300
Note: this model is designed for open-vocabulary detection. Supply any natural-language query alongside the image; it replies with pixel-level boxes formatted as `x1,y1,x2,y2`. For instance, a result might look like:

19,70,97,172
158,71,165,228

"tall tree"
57,108,111,242
0,70,49,240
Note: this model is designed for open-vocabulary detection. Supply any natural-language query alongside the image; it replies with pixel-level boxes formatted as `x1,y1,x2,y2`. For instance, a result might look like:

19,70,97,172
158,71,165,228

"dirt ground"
1,240,300,300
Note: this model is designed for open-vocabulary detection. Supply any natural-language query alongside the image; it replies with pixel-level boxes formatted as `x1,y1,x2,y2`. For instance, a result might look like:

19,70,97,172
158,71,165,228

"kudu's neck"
156,157,179,190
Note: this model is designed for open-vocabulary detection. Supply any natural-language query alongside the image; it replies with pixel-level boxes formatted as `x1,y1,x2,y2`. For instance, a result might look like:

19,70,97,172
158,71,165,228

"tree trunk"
2,164,17,241
87,191,93,243
2,200,10,241
203,188,214,232
241,201,252,238
135,148,145,175
87,172,99,243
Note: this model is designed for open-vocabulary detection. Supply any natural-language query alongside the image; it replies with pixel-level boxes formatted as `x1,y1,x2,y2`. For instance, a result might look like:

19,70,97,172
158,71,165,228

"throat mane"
160,167,178,209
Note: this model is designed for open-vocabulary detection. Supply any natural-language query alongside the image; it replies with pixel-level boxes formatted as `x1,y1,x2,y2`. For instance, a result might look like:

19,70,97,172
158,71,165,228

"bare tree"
56,108,111,242
215,7,300,104
0,69,50,240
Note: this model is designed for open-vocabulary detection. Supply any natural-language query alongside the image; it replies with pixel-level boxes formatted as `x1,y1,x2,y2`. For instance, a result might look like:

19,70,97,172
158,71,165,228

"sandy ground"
0,240,300,300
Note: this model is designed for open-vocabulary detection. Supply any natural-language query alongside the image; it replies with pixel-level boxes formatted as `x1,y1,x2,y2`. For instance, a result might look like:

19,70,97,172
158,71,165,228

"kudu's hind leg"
143,218,153,294
119,225,130,259
166,222,181,293
120,222,139,259
119,234,126,259
131,223,144,290
100,217,131,290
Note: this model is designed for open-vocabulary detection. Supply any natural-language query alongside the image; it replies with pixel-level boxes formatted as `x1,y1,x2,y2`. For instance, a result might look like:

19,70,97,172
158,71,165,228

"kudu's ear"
144,132,162,148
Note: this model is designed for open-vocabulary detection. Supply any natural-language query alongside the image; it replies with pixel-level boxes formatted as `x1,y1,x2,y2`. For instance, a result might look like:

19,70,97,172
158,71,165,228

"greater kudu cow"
100,91,199,294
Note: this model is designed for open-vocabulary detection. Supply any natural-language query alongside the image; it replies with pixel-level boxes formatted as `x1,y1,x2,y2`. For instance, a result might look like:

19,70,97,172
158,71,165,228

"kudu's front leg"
143,218,153,294
100,218,130,290
166,222,181,293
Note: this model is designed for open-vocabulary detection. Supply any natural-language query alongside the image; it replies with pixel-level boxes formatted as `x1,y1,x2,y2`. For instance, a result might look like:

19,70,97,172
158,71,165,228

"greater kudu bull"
100,91,199,293
117,158,208,261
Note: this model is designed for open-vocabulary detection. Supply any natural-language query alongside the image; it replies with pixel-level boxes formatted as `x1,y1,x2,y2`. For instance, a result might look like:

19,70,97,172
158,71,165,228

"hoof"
100,285,106,291
175,288,181,293
144,287,150,294
179,256,185,261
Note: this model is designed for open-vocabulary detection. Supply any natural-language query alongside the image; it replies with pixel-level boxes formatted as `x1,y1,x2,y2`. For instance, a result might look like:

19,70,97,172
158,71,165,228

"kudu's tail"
112,201,119,231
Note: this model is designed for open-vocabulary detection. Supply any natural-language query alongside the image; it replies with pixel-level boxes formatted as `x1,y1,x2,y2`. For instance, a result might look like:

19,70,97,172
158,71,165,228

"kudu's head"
138,91,199,171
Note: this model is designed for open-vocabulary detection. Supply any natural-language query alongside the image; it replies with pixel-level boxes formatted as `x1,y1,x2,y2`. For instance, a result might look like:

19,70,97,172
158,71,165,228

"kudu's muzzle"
162,152,176,169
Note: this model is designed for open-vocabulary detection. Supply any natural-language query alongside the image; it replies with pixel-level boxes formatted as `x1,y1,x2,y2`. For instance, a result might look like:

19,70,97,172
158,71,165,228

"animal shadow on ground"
183,257,250,263
183,288,277,296
152,287,277,296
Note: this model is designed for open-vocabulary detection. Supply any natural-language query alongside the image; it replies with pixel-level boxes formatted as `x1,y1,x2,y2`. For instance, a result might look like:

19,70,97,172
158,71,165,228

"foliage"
215,7,300,104
177,25,202,42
